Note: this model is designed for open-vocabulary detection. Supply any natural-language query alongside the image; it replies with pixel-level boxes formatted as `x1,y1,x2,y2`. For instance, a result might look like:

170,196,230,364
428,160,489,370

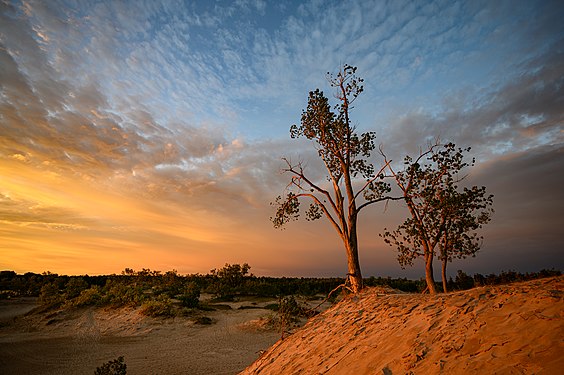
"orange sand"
242,276,564,374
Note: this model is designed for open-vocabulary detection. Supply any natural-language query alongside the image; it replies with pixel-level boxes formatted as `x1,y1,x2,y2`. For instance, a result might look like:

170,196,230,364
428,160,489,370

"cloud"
381,43,564,161
1,0,562,276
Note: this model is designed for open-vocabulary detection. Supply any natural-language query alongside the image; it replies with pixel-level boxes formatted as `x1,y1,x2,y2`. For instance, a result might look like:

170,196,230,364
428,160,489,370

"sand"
2,277,562,374
0,297,281,375
242,276,564,374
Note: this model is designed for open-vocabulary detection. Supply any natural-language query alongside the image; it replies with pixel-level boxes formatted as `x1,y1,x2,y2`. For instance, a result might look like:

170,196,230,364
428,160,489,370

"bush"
192,316,213,325
278,295,305,317
179,282,200,308
70,286,103,307
274,295,309,338
65,277,89,299
38,282,63,306
104,282,145,307
94,356,127,375
140,296,174,317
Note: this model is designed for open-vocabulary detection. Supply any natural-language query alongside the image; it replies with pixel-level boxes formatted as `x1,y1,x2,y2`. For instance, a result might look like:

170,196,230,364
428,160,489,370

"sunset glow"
1,0,562,277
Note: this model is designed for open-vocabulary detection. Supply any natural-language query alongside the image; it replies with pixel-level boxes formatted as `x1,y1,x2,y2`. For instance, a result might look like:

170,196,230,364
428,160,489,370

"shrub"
65,277,89,299
192,316,213,325
179,282,200,308
71,286,103,307
38,282,63,306
140,296,174,317
278,295,305,317
104,282,145,307
274,295,309,338
94,356,127,375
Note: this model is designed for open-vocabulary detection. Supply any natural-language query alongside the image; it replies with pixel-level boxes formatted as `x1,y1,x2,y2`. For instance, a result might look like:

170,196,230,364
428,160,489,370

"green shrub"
94,356,126,375
179,282,200,308
71,286,103,307
104,282,145,306
65,277,89,299
278,295,304,317
275,295,309,338
38,282,63,306
140,296,174,317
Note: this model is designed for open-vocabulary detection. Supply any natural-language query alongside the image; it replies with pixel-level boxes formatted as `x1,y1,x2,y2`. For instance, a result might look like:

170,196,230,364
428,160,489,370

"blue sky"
1,0,563,277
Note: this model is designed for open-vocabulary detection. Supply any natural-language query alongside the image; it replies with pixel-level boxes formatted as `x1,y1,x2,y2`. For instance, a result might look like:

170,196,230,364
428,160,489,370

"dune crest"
242,276,564,374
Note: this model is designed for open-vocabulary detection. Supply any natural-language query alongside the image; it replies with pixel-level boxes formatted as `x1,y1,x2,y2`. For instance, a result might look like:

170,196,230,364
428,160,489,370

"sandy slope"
242,276,564,375
0,298,280,375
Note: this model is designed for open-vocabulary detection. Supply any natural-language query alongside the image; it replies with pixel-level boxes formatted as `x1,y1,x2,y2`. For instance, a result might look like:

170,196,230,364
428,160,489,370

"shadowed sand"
0,298,280,375
242,276,564,374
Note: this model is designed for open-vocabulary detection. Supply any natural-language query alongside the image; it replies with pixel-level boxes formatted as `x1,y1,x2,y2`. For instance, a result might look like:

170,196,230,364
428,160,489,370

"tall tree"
271,65,396,293
381,142,493,294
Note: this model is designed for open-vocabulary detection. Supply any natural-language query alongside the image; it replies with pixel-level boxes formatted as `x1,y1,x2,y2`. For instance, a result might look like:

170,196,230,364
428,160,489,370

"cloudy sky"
1,0,562,278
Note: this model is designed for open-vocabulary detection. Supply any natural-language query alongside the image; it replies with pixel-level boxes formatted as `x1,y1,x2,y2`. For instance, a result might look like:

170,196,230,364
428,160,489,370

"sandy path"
0,300,280,375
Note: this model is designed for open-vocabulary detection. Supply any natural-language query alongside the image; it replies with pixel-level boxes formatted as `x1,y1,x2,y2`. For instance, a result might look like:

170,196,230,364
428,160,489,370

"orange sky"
1,0,563,277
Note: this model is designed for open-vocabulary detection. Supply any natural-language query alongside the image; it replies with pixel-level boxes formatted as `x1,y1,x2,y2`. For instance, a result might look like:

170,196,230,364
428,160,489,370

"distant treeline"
1,265,560,301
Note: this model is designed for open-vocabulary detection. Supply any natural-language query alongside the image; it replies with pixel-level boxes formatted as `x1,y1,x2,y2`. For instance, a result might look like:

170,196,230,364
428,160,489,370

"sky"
1,0,563,278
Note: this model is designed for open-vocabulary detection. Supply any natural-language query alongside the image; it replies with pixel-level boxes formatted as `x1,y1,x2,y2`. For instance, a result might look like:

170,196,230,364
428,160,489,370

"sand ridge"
242,276,564,374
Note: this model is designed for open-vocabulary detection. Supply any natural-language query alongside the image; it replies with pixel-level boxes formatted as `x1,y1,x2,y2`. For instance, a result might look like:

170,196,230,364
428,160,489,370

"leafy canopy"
272,65,392,230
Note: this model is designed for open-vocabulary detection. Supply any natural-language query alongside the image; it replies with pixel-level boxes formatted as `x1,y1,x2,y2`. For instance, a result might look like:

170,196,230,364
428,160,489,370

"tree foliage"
209,263,251,299
382,142,494,293
271,65,397,293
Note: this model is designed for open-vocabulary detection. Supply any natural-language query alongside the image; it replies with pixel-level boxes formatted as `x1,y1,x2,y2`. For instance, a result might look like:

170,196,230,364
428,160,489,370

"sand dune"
242,276,564,374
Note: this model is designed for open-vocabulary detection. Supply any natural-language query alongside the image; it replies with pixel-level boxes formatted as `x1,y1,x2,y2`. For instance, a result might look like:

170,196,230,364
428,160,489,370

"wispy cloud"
0,0,562,276
381,44,564,160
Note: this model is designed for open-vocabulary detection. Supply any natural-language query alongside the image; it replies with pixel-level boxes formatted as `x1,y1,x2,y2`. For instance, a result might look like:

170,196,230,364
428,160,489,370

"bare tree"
381,142,493,294
271,65,397,293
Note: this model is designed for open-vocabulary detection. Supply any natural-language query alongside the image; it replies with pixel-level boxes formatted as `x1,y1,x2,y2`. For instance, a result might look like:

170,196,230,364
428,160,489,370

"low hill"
242,276,563,374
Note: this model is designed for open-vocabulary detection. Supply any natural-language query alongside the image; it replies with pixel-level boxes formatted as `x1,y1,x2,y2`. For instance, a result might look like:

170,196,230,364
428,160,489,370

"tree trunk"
344,234,363,293
424,252,437,294
441,257,448,293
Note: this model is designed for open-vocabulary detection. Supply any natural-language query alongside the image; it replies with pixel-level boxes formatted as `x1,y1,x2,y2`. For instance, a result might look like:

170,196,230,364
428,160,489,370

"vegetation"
273,295,310,338
140,296,174,318
382,143,494,294
0,267,559,312
94,356,127,375
271,65,399,293
208,263,251,299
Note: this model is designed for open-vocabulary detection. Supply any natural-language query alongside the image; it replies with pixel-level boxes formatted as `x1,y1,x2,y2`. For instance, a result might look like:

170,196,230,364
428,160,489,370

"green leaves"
382,142,494,281
270,193,300,229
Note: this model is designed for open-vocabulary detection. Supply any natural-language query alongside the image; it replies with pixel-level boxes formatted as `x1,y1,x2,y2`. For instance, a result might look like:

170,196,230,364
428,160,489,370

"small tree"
381,142,493,294
271,65,397,293
437,184,493,292
209,263,251,298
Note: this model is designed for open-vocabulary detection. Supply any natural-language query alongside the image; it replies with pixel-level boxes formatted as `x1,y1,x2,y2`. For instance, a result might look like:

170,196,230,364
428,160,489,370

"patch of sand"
0,300,280,374
242,276,564,374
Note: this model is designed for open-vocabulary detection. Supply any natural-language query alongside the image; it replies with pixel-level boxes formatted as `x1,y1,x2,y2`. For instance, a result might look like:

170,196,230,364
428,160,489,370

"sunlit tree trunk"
424,247,437,294
343,227,363,293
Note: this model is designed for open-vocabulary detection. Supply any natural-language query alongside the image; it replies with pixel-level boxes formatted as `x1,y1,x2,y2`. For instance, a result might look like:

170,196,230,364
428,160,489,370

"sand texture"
242,276,564,374
0,298,280,375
